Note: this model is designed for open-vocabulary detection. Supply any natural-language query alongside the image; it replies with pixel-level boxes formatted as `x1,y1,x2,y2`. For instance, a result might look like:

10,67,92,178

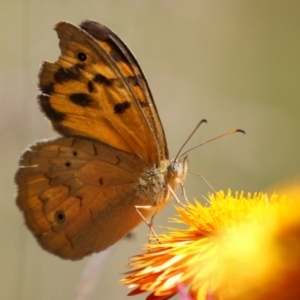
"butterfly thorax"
136,156,188,208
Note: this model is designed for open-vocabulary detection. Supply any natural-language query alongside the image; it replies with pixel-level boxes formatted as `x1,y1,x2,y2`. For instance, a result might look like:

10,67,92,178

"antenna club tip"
237,129,246,134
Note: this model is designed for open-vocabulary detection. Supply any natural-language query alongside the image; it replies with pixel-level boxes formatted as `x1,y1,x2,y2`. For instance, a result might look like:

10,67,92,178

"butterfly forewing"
79,20,169,162
39,21,167,165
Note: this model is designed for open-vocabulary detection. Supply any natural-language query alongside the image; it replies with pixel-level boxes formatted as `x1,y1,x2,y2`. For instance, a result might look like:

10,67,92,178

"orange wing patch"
38,21,167,164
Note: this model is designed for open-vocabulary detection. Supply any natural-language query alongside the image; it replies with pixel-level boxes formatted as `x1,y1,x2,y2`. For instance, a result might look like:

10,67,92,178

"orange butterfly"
15,20,187,260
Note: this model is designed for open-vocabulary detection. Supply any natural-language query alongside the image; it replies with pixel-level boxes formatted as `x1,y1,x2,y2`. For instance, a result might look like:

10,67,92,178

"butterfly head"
167,155,188,188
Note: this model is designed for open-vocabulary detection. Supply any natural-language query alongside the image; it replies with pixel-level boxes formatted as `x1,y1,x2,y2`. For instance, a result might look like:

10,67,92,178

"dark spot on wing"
87,80,94,93
77,52,87,62
126,75,142,86
138,99,149,108
40,83,54,95
93,73,113,86
114,101,131,114
65,161,71,167
54,65,82,83
39,94,65,122
69,93,93,107
99,177,103,185
55,211,66,223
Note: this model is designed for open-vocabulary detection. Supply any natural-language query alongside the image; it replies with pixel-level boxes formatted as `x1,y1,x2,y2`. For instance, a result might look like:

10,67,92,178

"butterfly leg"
180,181,190,204
189,171,217,194
135,206,159,244
168,184,187,208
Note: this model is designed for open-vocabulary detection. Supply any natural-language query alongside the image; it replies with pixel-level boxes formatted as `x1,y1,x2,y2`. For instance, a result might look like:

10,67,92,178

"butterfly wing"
39,20,168,165
16,21,176,260
79,20,169,161
16,137,153,260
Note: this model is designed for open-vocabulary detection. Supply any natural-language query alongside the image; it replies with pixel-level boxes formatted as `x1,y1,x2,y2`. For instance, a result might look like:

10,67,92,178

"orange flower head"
121,190,300,300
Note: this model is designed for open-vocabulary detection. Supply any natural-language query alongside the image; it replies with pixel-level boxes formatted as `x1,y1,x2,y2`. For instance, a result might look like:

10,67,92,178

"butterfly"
15,20,188,260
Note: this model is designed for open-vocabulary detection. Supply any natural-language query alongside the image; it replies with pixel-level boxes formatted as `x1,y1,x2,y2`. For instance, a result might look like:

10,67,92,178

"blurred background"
1,1,300,299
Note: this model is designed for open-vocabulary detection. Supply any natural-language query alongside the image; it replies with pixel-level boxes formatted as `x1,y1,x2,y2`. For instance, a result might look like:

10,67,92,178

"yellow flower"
121,190,300,300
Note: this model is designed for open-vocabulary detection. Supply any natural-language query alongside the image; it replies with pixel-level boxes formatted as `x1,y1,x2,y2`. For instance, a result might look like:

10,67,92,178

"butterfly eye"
55,211,66,223
169,161,180,175
77,51,87,61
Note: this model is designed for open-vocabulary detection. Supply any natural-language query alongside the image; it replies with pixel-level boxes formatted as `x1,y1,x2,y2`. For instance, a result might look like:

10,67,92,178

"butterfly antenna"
174,119,207,161
180,129,245,158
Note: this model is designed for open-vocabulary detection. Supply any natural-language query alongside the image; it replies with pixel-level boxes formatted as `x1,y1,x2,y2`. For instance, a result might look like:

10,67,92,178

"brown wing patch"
16,137,147,259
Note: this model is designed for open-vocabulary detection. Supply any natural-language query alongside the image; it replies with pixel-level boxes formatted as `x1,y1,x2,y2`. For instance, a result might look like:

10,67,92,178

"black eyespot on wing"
72,151,78,156
114,101,131,114
69,93,93,107
55,211,66,223
65,161,71,167
99,177,103,185
77,52,87,61
39,94,65,123
93,73,113,86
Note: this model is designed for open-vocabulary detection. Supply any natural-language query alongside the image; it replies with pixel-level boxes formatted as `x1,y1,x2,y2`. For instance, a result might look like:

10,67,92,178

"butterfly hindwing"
15,137,154,259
